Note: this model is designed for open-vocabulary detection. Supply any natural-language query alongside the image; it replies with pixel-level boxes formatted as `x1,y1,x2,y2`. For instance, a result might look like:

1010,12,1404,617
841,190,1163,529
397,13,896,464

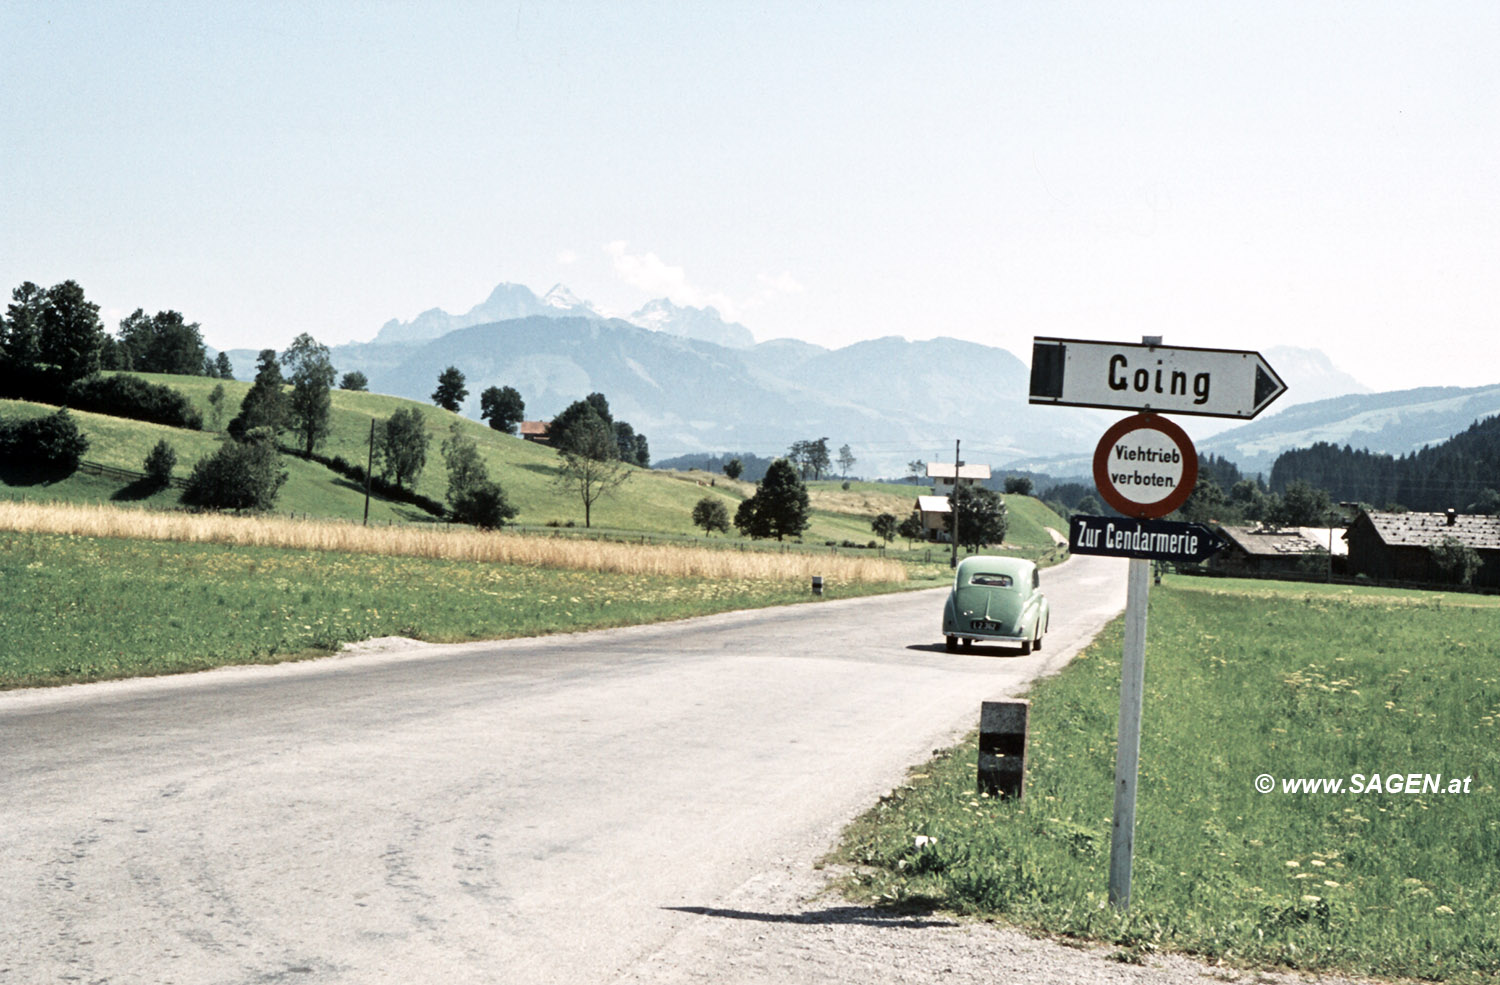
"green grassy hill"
4,374,1067,554
3,373,1070,556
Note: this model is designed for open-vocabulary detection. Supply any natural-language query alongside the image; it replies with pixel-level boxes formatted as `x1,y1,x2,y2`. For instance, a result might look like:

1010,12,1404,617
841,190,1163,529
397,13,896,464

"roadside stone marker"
977,699,1029,799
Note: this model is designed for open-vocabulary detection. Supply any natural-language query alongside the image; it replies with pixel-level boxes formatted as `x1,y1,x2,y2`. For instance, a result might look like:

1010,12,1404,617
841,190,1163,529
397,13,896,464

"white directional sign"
1030,337,1287,419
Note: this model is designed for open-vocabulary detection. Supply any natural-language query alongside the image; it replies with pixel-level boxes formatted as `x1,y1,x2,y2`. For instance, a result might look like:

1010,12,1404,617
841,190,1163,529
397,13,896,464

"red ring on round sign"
1092,413,1199,518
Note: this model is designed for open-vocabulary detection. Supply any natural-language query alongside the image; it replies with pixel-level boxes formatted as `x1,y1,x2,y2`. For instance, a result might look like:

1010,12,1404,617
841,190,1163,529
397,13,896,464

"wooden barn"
1345,509,1500,588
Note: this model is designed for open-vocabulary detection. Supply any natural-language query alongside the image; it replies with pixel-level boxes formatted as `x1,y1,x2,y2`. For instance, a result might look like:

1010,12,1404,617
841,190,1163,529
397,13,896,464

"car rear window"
969,573,1013,587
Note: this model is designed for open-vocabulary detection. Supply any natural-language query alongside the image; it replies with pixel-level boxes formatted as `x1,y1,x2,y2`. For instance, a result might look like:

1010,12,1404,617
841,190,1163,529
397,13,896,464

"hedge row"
0,362,202,430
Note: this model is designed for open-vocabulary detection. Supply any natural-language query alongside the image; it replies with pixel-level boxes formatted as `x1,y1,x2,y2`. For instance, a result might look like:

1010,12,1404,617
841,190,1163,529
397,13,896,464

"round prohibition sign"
1092,413,1199,518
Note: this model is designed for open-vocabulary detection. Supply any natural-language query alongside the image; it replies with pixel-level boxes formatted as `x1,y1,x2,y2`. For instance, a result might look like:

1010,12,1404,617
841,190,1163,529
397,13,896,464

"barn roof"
1362,511,1500,550
1219,525,1339,557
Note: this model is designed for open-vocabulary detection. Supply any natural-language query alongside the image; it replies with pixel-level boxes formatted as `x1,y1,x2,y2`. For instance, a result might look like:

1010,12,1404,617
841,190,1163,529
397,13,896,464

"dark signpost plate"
1069,515,1227,564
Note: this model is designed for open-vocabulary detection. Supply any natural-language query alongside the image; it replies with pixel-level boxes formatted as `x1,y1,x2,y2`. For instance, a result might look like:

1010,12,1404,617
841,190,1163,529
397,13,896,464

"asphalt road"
1,554,1127,985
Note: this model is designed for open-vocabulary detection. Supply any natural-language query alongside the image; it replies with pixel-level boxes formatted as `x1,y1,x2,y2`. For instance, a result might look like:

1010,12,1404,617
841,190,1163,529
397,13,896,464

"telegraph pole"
949,438,961,569
363,418,375,526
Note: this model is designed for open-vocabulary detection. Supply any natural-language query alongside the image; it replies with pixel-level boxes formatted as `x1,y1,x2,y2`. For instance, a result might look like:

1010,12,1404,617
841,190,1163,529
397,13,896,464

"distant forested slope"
1269,414,1500,511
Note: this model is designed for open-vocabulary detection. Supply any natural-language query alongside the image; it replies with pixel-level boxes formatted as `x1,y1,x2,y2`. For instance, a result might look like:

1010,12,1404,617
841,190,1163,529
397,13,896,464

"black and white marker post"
1031,335,1279,908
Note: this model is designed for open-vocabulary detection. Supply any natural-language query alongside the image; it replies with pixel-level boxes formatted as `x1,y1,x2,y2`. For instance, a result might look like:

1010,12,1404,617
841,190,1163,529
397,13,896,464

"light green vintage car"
941,555,1050,654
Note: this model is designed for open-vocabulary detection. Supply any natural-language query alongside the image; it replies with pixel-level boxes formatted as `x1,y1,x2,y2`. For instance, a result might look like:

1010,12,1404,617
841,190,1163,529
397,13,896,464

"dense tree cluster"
786,438,831,480
549,392,648,467
114,309,210,375
2,280,238,385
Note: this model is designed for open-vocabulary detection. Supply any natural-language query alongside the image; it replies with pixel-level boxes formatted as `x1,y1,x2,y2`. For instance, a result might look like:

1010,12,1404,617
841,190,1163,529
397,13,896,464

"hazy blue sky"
4,2,1496,393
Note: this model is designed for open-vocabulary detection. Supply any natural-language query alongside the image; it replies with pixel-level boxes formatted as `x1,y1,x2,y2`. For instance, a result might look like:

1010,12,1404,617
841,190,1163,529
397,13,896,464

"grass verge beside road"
0,528,918,690
832,578,1500,982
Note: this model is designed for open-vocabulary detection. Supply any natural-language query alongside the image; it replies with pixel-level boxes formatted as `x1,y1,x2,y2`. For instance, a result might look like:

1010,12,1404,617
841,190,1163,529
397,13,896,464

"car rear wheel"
945,636,958,653
1032,625,1043,651
1018,637,1032,655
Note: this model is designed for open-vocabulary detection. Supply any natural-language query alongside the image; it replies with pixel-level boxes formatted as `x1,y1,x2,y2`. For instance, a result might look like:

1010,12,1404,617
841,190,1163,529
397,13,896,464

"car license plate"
970,620,1002,632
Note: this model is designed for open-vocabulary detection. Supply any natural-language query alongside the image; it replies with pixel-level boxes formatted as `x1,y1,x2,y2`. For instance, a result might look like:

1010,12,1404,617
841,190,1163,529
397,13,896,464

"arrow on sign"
1030,337,1287,419
1069,515,1228,564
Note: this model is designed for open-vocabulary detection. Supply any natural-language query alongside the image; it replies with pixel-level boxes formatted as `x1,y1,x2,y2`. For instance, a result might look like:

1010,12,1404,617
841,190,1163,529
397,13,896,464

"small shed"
519,421,551,446
916,494,952,541
1345,509,1500,588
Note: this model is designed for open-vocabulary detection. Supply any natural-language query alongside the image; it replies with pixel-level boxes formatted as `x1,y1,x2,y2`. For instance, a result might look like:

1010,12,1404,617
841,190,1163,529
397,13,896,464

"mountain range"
227,281,1492,480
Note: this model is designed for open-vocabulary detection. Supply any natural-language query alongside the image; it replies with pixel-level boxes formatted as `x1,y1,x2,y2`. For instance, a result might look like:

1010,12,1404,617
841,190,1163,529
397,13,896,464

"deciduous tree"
554,413,632,528
897,511,925,545
871,512,897,543
38,280,105,381
2,281,46,365
837,444,856,478
227,350,289,440
549,399,613,458
207,383,227,431
432,366,468,412
1431,535,1482,585
377,407,429,490
143,439,177,488
692,496,730,535
441,422,516,529
479,385,525,433
339,371,368,391
946,484,1007,551
282,333,335,456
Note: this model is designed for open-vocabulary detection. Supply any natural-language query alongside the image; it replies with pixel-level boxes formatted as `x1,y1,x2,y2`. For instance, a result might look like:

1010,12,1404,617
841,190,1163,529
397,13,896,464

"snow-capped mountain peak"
541,284,597,315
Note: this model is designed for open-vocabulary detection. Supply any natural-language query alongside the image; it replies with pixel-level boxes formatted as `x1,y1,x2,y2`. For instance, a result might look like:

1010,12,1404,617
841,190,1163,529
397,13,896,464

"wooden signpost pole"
1108,555,1151,907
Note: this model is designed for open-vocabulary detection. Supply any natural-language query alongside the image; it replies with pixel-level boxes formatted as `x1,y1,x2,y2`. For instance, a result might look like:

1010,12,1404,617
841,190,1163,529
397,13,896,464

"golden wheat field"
0,501,907,584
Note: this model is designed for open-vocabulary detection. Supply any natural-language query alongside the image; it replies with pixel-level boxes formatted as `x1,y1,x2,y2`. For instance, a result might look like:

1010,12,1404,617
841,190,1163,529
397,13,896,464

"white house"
917,462,992,540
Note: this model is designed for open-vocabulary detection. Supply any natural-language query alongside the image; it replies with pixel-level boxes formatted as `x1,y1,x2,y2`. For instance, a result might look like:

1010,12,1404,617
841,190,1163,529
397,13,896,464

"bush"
691,496,730,535
65,374,203,430
449,479,517,529
181,433,287,511
0,409,89,472
143,439,177,487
